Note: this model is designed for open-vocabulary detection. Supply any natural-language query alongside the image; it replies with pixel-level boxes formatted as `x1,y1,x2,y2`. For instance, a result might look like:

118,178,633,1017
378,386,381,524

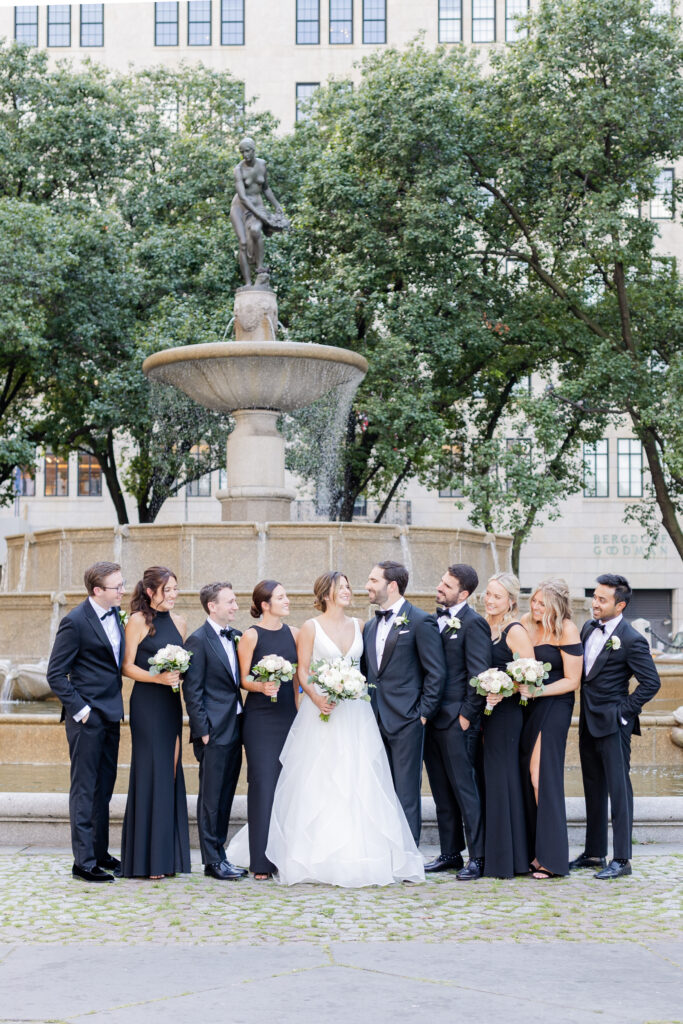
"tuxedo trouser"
579,718,634,861
65,710,120,870
381,719,425,844
193,732,243,865
424,721,483,859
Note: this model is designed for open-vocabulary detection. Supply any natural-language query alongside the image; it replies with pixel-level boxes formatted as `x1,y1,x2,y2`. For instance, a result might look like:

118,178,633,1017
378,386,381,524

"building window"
15,465,36,497
296,82,319,121
438,0,461,42
47,5,71,46
472,0,495,41
15,6,39,46
186,444,212,497
155,1,179,45
583,439,609,498
438,444,464,498
188,0,211,44
77,454,102,496
221,0,244,44
650,169,674,220
617,438,643,498
505,437,531,491
330,0,352,43
296,0,320,43
44,452,69,497
363,0,385,43
505,0,528,41
80,4,103,46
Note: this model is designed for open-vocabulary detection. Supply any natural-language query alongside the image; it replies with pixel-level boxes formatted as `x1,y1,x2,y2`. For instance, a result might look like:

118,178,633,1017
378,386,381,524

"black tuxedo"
363,600,446,841
578,617,660,860
424,604,492,859
47,599,125,870
183,621,243,866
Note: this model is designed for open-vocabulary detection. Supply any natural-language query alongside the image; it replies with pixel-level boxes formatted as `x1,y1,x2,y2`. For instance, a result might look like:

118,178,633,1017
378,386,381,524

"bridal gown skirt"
228,694,425,887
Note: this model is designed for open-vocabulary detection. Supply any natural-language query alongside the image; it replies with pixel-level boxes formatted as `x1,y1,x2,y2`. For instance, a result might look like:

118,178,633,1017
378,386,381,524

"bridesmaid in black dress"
121,566,191,879
482,572,535,878
520,579,582,879
237,579,298,879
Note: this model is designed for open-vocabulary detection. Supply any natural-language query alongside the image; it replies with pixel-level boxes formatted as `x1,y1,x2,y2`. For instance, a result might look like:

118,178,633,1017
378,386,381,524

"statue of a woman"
230,137,289,288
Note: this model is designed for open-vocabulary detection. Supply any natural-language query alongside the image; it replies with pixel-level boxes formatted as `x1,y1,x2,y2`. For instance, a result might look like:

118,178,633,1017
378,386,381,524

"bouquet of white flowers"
148,644,192,693
309,658,372,722
469,667,516,715
505,654,551,706
247,655,296,703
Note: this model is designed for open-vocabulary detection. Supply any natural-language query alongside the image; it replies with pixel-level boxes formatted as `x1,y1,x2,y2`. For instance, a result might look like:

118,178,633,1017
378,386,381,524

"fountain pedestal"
217,409,296,521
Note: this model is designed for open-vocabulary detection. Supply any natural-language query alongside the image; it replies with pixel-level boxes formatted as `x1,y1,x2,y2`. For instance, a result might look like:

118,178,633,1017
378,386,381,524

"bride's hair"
313,571,350,612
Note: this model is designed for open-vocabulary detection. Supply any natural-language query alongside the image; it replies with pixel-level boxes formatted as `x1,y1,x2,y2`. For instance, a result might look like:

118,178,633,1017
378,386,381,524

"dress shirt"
584,612,622,676
206,617,242,714
375,597,406,665
437,599,467,634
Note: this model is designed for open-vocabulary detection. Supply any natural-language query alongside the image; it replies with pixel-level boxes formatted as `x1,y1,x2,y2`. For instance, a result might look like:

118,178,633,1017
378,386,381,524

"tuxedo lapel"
586,619,626,681
365,617,379,675
379,601,407,676
83,600,118,666
204,622,237,686
115,609,126,668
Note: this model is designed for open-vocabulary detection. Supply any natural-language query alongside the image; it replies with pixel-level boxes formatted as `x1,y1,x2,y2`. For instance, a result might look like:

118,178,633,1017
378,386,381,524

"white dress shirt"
583,612,622,676
375,597,406,665
206,617,242,714
437,599,467,633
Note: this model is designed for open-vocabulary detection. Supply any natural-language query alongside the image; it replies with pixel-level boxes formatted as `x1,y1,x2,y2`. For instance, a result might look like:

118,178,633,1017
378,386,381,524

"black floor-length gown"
121,610,191,877
242,624,297,874
520,641,582,876
482,624,529,878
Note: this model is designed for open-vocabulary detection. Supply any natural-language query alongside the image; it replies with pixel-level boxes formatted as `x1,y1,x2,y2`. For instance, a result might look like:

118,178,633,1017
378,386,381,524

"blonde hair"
531,578,571,642
313,571,350,612
486,571,520,642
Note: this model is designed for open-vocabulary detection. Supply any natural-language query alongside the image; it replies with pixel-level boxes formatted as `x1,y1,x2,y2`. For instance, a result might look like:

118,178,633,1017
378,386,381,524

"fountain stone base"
217,409,296,521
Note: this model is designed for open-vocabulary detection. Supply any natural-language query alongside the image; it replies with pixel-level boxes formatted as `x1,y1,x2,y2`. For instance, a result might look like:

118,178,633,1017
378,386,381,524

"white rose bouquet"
505,654,551,706
469,667,516,715
148,644,192,693
309,658,373,722
247,655,296,703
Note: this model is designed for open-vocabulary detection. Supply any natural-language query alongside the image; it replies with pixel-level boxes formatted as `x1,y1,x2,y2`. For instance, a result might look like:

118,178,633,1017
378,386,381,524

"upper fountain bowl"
142,341,368,414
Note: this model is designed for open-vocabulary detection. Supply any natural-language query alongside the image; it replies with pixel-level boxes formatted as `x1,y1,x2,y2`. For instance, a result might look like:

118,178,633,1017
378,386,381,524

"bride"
264,571,425,887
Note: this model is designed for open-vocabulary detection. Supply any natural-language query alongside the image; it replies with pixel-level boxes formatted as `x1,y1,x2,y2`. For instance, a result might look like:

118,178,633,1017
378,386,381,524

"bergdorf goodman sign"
593,533,669,559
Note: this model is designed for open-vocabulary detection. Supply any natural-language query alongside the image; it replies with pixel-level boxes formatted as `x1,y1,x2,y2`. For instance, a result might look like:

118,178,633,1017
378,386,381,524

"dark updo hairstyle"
250,579,281,619
131,565,177,636
313,571,350,612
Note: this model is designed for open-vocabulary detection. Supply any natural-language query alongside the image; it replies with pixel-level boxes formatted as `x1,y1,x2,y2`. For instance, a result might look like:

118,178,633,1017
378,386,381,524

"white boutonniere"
118,609,128,627
394,613,410,630
445,616,462,636
606,635,621,651
234,634,241,645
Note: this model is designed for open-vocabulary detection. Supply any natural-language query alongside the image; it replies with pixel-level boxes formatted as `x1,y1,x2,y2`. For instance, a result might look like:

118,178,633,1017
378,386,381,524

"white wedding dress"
263,618,425,886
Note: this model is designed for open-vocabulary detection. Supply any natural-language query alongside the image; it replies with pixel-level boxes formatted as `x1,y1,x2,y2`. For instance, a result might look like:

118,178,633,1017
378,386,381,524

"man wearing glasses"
47,561,126,882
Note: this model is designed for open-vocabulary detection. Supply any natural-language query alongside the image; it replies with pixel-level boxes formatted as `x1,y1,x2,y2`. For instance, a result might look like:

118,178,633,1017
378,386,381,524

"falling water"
396,527,413,578
16,534,33,594
255,524,268,580
0,661,15,701
48,592,67,649
113,525,129,566
488,536,500,574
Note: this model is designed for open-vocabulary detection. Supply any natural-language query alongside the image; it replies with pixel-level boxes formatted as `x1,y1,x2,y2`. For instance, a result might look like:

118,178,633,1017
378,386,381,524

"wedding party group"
46,557,661,888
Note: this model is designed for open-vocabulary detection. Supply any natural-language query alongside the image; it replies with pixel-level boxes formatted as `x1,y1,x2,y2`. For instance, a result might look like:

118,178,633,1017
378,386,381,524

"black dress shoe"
204,861,245,880
72,863,114,883
594,859,632,880
97,854,121,872
456,858,483,881
424,852,464,873
224,861,248,877
568,852,607,870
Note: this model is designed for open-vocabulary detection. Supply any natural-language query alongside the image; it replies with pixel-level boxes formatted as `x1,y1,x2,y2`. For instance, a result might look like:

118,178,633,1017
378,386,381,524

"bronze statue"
230,137,289,288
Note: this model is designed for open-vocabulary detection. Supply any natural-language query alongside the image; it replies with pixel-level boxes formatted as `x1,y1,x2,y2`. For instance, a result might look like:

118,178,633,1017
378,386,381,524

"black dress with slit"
121,610,191,877
520,641,582,876
482,624,529,878
242,624,297,874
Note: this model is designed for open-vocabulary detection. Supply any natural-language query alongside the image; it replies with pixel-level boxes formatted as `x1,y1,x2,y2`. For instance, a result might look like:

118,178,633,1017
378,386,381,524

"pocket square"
399,629,410,635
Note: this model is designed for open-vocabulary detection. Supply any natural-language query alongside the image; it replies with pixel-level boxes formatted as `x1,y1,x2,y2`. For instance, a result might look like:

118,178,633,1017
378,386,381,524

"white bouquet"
469,667,516,715
247,655,296,703
505,654,551,706
309,658,372,722
148,644,192,693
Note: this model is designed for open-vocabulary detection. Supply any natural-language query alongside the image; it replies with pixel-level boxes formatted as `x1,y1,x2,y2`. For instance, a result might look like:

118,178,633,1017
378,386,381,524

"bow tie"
436,606,450,618
375,609,393,622
219,627,238,642
100,608,117,621
588,619,606,633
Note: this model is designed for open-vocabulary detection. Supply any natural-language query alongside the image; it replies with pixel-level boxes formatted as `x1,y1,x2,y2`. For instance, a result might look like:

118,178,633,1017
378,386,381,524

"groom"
364,561,446,842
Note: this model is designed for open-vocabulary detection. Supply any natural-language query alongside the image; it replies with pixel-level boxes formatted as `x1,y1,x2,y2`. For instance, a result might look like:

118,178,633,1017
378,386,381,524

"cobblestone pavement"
0,847,680,946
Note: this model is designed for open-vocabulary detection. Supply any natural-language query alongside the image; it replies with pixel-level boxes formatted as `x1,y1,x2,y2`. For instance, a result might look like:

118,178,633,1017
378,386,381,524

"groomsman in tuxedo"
183,582,247,880
424,563,492,880
364,561,446,842
47,561,126,883
571,573,660,879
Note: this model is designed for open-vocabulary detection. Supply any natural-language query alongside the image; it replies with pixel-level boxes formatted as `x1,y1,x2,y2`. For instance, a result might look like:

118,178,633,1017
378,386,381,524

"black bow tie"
375,609,393,622
588,620,606,633
436,606,450,618
219,627,238,642
100,608,117,621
